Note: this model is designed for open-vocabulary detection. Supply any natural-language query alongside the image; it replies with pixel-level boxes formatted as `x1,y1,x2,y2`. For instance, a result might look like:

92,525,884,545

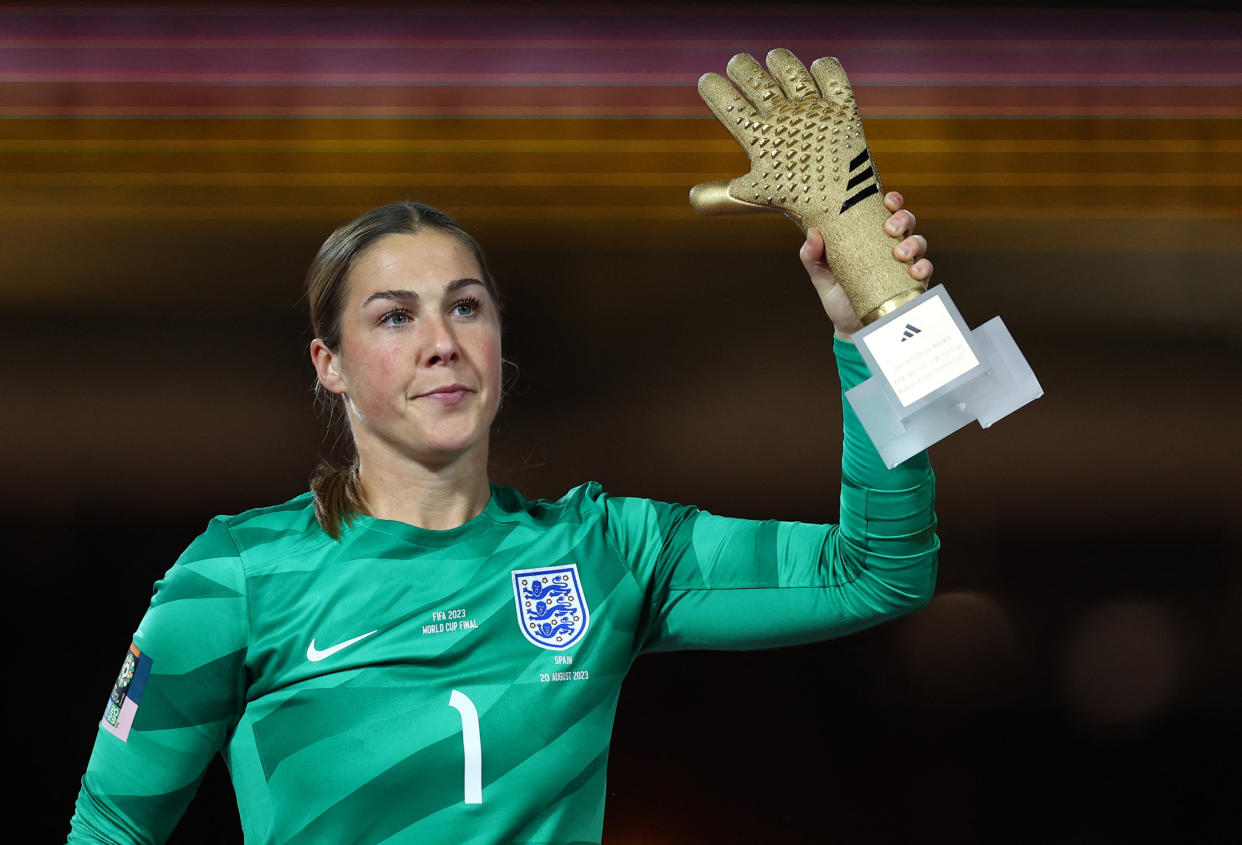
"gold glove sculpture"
690,48,923,324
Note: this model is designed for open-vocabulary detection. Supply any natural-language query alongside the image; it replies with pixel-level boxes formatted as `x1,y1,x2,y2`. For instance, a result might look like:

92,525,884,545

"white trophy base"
845,286,1043,468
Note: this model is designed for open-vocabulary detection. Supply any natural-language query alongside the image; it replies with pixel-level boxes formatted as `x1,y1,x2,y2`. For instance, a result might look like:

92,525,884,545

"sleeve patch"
100,642,154,742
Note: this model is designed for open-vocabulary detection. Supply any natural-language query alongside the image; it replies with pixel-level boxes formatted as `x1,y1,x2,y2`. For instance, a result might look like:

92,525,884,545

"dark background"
6,2,1239,843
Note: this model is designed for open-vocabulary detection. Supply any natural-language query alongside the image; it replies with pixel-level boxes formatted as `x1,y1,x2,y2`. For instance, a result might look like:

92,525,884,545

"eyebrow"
361,278,484,307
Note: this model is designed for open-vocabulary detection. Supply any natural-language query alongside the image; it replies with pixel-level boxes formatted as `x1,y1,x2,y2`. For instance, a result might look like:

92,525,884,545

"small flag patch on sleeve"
100,642,153,742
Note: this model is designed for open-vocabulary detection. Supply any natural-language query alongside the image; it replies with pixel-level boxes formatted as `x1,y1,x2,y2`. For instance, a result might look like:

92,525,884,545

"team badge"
511,564,590,650
101,642,153,742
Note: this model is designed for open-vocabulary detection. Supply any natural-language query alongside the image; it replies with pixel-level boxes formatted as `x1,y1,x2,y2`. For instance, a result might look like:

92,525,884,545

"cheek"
374,346,403,381
343,341,405,403
478,334,503,389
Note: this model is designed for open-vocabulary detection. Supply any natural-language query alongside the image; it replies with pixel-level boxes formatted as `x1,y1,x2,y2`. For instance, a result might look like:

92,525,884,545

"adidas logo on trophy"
840,148,879,213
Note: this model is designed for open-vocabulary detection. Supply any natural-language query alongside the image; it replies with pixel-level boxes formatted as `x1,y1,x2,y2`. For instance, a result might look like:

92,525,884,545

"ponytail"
308,381,366,539
310,455,365,540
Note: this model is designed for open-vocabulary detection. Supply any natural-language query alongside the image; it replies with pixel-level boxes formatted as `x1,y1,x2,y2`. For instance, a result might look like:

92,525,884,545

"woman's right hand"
799,190,933,340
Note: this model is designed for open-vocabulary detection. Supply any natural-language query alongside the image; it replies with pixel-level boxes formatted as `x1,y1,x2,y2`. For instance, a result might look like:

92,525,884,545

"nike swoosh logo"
306,629,378,662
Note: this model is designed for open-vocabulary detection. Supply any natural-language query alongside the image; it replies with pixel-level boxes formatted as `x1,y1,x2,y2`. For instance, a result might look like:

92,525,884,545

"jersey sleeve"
67,518,250,845
605,337,938,654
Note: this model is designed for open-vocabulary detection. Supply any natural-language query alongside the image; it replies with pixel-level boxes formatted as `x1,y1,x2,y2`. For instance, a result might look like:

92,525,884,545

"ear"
310,338,347,395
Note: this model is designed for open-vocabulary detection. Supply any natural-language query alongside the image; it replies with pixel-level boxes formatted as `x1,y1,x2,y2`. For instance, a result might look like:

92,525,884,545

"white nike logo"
306,629,379,662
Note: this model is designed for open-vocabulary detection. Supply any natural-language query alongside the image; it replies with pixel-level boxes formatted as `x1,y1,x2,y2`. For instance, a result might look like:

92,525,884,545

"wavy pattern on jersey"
219,489,640,843
281,677,621,843
138,650,248,729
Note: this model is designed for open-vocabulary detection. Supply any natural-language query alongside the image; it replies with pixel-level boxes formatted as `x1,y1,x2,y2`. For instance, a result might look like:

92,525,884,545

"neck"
355,441,492,531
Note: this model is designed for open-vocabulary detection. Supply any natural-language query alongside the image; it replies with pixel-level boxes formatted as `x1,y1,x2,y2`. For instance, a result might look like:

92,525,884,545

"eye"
450,296,481,318
378,308,411,327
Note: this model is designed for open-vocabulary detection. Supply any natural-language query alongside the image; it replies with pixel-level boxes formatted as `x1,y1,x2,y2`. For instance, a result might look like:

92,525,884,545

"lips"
416,384,473,405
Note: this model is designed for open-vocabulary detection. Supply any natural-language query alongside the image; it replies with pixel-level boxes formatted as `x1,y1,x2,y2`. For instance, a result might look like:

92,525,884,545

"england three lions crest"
512,564,590,650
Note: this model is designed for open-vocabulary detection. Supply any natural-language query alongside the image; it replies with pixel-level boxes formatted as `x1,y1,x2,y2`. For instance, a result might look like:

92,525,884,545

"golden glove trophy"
691,49,1042,467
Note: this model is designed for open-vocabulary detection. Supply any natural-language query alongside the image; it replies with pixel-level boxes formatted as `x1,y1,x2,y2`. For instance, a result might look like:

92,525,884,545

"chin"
416,430,490,464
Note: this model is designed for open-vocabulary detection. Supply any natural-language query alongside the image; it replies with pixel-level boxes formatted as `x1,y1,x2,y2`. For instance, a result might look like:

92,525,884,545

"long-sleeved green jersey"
68,339,938,844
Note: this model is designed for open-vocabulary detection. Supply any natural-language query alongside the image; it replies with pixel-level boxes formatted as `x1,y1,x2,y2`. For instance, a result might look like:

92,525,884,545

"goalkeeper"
67,50,937,844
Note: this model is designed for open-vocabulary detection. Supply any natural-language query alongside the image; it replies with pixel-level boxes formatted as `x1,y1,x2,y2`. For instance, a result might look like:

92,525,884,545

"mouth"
415,384,474,405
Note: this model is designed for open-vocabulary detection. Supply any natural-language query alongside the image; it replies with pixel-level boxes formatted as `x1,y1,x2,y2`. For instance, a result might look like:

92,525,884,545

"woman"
68,194,937,844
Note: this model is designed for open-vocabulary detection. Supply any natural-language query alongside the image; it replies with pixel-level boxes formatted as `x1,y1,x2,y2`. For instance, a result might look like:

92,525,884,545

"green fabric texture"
68,340,937,845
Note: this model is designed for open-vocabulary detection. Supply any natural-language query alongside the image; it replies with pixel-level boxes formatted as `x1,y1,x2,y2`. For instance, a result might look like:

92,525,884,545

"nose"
422,313,459,367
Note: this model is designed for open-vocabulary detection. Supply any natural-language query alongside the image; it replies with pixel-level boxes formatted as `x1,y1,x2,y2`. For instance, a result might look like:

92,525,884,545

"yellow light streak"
2,171,1238,187
1,139,1240,155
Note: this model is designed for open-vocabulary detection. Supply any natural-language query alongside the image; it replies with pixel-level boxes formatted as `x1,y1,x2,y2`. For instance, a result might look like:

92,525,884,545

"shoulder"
213,491,317,540
489,481,606,525
145,495,315,616
178,492,325,572
489,481,640,529
490,482,695,538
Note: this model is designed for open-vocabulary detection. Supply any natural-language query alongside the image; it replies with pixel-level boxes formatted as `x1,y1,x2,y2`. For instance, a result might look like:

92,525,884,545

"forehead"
347,230,483,300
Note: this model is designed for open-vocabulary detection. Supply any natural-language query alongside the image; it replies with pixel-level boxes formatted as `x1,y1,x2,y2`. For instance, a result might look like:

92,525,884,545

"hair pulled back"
306,200,500,539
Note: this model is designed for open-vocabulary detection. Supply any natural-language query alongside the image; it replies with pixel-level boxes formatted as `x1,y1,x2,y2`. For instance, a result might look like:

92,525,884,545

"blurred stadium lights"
1059,599,1184,728
895,590,1024,710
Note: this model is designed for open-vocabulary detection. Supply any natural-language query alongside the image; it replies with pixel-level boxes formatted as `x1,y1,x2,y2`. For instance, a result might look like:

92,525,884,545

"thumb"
689,178,768,217
799,228,827,271
800,228,840,292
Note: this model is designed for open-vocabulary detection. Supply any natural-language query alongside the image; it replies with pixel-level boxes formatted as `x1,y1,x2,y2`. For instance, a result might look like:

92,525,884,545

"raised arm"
609,196,937,654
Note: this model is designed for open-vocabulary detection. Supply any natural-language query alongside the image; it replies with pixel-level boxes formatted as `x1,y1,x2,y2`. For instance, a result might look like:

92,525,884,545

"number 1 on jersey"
448,690,482,804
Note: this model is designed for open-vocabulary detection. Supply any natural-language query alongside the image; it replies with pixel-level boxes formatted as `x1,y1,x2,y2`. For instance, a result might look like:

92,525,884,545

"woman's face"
312,229,503,469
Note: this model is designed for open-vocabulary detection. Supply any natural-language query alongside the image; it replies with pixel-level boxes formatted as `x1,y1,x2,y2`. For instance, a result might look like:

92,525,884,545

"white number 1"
448,690,482,804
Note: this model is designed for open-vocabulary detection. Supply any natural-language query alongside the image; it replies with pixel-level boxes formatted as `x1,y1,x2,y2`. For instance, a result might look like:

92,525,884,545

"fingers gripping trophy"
691,49,1042,466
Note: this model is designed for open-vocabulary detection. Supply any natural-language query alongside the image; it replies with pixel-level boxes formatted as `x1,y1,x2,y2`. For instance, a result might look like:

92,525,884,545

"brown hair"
306,200,501,539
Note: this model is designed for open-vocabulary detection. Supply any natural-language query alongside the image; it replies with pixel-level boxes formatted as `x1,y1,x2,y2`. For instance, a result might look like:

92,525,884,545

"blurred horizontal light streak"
2,37,1238,48
6,106,1235,118
5,74,1241,85
6,81,1239,117
3,138,1242,154
5,205,1237,223
6,172,1238,187
3,7,1235,269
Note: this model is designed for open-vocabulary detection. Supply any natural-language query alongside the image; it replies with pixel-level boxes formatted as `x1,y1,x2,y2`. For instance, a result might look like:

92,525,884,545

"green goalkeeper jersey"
68,339,938,844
